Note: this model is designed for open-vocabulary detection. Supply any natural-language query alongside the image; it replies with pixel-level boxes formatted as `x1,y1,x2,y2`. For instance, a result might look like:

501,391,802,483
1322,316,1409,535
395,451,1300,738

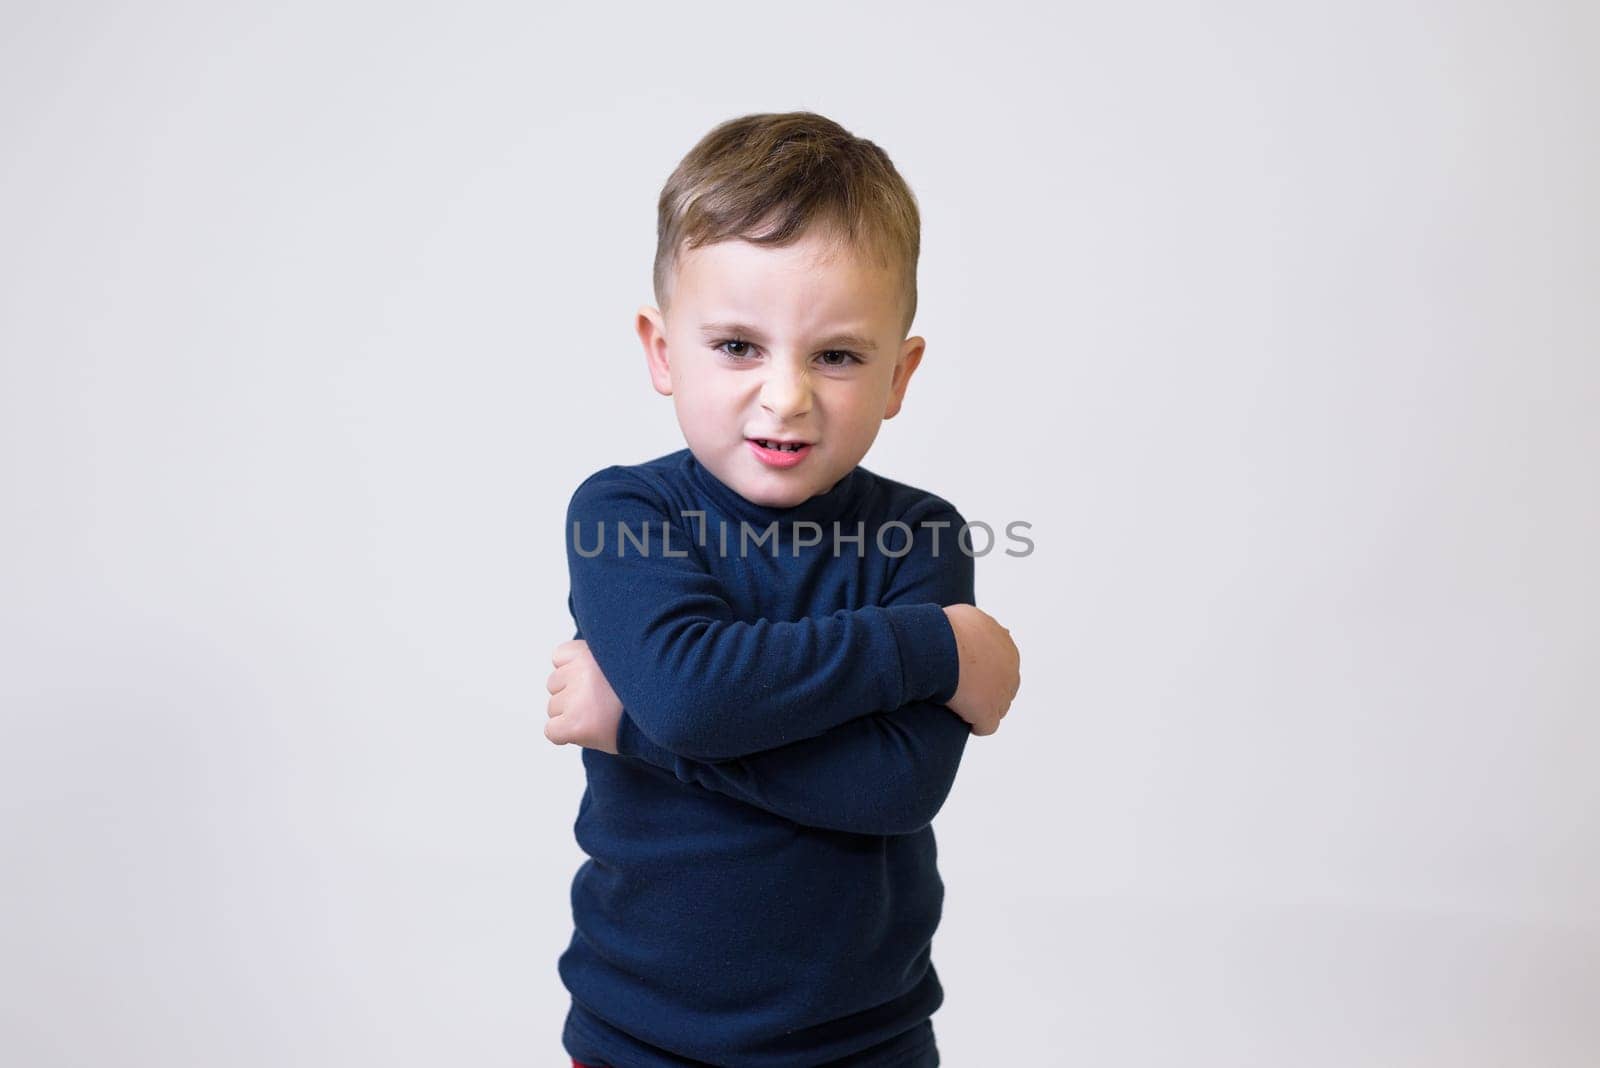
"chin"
746,485,809,508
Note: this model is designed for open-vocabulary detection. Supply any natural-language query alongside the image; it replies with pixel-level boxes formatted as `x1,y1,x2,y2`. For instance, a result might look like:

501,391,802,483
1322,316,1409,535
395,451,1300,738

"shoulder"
855,464,967,529
566,448,691,516
864,467,977,604
858,465,974,592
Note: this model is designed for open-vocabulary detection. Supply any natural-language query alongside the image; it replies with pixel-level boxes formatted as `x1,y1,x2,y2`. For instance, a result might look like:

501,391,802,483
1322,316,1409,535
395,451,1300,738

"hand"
942,604,1021,736
546,639,624,754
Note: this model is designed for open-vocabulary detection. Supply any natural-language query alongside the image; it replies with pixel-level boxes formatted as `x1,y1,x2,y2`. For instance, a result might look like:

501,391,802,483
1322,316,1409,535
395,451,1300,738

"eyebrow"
699,321,880,353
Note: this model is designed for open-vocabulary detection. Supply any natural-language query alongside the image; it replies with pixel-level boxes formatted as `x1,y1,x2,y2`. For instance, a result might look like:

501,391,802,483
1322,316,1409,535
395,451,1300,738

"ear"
637,306,673,396
883,336,927,420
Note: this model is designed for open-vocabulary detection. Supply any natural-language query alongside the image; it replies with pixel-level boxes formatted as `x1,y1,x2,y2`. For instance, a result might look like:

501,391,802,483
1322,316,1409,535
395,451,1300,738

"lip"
747,437,813,468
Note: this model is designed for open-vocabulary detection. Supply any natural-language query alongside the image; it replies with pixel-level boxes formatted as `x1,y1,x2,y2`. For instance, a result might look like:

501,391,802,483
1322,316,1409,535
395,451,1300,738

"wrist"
888,602,961,704
614,710,638,757
938,606,965,707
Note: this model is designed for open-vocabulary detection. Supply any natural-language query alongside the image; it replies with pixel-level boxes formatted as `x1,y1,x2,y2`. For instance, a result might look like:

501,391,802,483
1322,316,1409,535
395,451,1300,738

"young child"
545,111,1022,1067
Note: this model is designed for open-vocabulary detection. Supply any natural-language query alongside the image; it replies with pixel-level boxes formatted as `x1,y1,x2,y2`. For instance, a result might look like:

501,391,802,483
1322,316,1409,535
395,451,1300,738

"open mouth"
748,438,813,466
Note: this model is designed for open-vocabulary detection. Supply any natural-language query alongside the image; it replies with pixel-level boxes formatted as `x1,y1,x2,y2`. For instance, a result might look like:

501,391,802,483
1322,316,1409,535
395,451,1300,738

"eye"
714,339,757,360
818,350,863,367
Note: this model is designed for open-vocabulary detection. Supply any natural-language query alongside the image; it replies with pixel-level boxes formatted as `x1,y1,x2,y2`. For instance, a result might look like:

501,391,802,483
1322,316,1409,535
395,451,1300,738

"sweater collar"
682,448,865,529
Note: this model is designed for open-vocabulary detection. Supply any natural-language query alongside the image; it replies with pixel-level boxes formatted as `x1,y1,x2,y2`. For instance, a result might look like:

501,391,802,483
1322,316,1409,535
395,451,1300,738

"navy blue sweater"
558,447,975,1067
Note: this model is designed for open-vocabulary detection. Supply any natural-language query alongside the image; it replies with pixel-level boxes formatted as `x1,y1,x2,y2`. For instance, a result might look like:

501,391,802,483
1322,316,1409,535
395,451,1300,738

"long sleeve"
613,500,977,836
566,468,959,761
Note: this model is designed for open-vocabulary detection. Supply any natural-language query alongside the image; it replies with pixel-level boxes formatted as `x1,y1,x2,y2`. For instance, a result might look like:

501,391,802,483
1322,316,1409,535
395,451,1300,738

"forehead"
674,233,899,326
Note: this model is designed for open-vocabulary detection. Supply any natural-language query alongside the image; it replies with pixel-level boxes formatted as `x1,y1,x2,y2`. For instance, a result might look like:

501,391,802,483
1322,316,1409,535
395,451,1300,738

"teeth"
757,439,805,452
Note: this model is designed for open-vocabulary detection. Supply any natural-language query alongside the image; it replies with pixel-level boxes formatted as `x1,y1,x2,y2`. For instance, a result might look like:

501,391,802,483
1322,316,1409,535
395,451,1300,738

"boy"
546,111,1022,1067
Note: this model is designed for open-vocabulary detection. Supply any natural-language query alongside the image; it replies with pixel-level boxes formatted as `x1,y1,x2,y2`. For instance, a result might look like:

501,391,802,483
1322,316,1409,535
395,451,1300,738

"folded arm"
609,496,979,835
615,696,971,836
566,468,957,761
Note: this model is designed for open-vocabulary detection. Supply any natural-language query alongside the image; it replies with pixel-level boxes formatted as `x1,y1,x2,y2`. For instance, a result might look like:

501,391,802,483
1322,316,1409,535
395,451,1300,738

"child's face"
637,229,927,510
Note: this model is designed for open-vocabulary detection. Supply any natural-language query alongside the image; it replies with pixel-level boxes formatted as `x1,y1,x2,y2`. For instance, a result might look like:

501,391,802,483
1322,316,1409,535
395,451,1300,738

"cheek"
688,376,736,410
836,383,888,419
674,375,739,424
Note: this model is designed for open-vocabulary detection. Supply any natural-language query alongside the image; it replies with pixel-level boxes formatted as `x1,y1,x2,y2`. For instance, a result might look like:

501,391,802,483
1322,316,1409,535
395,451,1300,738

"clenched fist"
942,604,1021,737
546,639,624,754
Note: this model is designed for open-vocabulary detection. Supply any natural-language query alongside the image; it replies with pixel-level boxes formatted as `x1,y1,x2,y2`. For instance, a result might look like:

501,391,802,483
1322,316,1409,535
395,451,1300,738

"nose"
759,357,812,420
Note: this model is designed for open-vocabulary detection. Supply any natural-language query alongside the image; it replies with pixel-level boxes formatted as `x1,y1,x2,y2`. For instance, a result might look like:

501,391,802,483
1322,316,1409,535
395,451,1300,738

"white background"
2,2,1595,1064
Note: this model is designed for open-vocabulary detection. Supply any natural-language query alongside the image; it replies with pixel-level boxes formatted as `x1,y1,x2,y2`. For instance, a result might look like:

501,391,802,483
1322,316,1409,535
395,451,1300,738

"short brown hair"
652,111,922,336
